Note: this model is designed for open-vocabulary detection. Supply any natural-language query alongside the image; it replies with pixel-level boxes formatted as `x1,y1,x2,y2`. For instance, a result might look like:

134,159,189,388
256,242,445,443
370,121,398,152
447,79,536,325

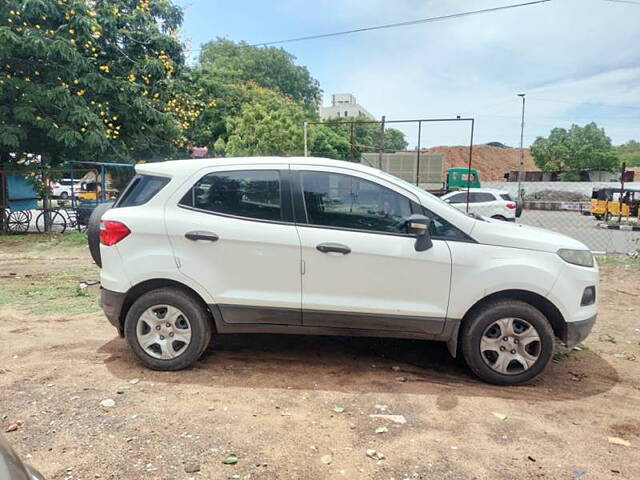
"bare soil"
1,236,639,480
426,145,537,181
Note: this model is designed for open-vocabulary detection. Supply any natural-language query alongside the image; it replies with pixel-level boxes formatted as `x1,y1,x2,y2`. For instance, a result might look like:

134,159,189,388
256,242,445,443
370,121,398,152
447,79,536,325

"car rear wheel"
491,215,507,221
124,288,212,371
461,300,554,385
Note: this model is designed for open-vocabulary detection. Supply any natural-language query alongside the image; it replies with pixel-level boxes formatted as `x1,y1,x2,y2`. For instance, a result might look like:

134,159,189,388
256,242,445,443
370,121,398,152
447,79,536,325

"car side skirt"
209,304,459,349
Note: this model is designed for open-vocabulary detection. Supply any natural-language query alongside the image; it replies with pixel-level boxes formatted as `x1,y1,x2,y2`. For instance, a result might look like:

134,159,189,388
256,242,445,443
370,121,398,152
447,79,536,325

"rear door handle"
185,231,219,242
316,242,351,254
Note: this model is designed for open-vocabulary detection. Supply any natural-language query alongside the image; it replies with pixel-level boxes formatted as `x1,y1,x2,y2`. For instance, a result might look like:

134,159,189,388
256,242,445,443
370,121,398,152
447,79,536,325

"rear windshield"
114,174,170,208
499,193,513,201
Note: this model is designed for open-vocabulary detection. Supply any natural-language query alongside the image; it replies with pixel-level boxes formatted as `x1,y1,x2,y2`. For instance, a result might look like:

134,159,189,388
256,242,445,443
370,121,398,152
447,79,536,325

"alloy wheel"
136,304,192,360
480,317,542,375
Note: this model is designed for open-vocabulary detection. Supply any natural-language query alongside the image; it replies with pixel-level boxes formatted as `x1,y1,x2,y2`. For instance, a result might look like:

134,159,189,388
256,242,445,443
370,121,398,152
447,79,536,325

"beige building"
319,93,375,120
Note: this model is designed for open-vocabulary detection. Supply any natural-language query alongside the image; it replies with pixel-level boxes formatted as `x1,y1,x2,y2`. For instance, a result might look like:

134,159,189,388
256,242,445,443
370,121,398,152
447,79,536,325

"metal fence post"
378,115,386,169
303,122,308,157
416,120,422,186
465,119,475,214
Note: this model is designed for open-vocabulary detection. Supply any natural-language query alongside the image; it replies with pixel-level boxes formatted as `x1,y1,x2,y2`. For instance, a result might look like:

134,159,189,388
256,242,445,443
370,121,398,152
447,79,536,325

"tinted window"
115,175,169,208
499,193,513,201
180,170,281,221
469,192,495,203
446,192,468,204
419,205,470,240
301,171,411,234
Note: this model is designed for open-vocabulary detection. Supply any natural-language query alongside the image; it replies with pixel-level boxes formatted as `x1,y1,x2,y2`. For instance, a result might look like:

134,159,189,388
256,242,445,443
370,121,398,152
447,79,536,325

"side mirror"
406,214,433,251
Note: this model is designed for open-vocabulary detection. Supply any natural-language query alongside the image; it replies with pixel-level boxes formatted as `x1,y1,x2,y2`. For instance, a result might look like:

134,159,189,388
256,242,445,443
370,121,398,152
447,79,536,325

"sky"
174,0,640,148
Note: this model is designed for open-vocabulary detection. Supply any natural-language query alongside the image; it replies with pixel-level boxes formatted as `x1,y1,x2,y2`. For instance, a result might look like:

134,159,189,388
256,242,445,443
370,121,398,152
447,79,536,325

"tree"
615,140,640,167
224,86,306,156
0,0,195,168
530,123,619,177
186,39,323,151
197,39,321,113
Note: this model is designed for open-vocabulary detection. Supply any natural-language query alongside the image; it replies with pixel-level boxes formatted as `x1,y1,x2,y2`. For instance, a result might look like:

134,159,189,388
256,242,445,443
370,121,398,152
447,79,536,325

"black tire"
461,300,554,385
87,203,112,267
124,288,212,371
35,210,66,234
491,215,507,221
60,191,69,200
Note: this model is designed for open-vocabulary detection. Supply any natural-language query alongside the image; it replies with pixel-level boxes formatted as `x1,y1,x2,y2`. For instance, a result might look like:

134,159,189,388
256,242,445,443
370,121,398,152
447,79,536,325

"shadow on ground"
98,333,619,401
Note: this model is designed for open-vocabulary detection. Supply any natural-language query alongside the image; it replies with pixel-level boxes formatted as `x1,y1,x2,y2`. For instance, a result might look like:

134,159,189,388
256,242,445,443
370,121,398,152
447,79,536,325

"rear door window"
445,192,468,204
115,174,170,208
469,192,495,203
179,170,282,222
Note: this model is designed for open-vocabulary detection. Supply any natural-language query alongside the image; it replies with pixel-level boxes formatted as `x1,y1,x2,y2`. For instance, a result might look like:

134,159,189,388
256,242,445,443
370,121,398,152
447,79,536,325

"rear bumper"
561,314,596,348
100,287,126,336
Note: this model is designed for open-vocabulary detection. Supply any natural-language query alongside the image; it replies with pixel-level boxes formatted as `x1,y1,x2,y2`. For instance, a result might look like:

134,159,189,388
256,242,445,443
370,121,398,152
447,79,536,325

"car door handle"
185,231,219,242
316,242,351,254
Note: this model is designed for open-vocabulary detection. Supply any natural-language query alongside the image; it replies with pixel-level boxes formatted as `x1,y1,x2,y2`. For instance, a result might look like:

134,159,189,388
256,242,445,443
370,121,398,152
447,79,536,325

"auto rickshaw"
77,180,118,201
590,187,640,220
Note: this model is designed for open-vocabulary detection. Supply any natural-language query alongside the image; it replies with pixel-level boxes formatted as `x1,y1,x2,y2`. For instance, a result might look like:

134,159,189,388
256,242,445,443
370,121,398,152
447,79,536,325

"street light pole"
517,93,526,204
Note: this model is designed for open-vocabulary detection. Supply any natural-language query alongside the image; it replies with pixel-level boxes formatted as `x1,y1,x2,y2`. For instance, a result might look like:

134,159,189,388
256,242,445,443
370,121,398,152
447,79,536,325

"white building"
319,93,375,120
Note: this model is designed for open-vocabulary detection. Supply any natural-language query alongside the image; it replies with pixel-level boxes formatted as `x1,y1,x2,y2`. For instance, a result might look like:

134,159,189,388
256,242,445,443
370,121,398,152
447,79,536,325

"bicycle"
35,208,67,234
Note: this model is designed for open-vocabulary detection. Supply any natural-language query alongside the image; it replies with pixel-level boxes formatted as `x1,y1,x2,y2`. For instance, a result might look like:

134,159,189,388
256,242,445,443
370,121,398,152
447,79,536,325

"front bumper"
100,287,126,336
561,314,596,348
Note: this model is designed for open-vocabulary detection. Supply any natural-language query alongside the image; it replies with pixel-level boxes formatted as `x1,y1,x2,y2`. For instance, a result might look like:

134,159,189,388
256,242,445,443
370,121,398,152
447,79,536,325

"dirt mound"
425,145,537,181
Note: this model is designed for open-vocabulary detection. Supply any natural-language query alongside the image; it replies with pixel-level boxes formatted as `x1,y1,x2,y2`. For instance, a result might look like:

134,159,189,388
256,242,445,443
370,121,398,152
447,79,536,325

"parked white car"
441,188,520,221
94,157,597,385
50,178,81,199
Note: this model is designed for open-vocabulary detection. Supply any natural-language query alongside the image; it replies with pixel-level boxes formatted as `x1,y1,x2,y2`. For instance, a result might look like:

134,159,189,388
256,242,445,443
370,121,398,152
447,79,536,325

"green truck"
445,167,481,190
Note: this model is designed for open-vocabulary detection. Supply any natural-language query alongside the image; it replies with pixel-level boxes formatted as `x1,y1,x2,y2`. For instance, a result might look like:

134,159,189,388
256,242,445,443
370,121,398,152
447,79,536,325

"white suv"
441,188,520,221
96,157,597,385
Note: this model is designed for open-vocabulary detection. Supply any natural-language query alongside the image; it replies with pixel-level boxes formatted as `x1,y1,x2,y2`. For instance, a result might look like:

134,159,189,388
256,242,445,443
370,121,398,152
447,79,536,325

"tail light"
100,220,130,246
506,202,516,209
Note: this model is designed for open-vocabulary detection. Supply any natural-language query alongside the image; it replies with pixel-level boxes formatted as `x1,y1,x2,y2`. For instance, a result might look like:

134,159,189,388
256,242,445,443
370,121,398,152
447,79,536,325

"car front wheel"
461,300,554,385
124,288,212,371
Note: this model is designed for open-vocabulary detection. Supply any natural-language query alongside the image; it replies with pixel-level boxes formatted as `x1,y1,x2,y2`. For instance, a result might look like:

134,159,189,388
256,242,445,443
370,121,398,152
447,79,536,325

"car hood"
469,217,589,253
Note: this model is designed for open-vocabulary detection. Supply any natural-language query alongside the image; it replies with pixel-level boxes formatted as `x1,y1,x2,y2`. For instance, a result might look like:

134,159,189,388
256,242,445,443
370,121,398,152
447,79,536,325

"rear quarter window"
114,174,170,208
499,193,513,201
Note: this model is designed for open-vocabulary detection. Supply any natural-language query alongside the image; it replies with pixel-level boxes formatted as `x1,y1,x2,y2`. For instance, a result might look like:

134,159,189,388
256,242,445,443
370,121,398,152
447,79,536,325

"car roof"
135,156,383,178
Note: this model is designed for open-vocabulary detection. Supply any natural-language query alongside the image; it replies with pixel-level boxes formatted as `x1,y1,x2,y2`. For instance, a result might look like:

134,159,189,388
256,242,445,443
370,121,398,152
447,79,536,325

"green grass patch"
0,265,100,316
596,254,640,267
0,232,87,251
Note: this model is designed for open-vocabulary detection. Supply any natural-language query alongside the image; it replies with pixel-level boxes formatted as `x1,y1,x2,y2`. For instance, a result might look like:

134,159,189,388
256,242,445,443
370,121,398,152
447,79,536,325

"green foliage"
224,86,306,156
197,39,321,112
0,0,192,167
530,123,619,177
615,140,640,167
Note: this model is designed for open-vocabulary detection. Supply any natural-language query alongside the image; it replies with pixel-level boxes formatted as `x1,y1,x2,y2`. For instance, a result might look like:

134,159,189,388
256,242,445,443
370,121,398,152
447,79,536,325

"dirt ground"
1,235,639,480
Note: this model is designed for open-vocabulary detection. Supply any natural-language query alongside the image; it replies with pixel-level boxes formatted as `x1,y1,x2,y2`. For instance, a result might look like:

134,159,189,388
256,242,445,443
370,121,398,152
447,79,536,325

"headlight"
557,249,594,267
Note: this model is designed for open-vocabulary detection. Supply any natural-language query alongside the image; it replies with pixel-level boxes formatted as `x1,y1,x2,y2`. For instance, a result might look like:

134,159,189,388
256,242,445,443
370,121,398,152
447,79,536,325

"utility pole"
517,93,526,204
378,115,386,169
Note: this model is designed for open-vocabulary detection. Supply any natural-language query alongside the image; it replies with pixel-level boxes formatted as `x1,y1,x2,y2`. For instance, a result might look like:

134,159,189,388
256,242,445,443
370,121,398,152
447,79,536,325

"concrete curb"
597,223,640,231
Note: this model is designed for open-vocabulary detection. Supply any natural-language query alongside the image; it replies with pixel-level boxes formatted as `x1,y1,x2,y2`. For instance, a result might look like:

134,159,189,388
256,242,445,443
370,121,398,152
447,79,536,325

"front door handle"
316,242,351,254
185,231,219,242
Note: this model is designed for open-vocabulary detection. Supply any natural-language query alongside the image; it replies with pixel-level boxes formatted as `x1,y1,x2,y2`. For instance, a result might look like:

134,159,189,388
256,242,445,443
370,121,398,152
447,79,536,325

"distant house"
319,93,375,120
